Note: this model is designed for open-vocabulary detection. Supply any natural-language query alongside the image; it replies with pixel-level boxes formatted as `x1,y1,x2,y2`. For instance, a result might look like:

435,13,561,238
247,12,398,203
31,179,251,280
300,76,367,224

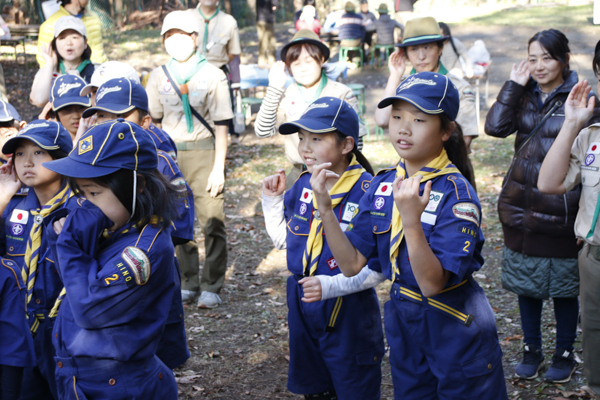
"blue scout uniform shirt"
0,257,35,367
346,168,484,288
157,149,194,243
147,123,177,162
50,201,176,361
0,188,78,312
284,170,379,276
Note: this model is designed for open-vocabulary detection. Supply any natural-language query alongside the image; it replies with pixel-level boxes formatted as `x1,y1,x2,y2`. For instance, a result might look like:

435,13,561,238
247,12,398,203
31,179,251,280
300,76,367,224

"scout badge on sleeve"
121,246,151,285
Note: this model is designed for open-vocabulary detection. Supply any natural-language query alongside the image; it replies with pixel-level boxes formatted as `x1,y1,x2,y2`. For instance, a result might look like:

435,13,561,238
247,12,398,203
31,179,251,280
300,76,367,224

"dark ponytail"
438,22,459,57
334,131,375,176
439,115,476,190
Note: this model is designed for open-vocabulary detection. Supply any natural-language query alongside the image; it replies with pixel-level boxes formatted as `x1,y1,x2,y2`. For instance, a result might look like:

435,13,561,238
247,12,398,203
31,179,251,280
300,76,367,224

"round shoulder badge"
121,246,152,285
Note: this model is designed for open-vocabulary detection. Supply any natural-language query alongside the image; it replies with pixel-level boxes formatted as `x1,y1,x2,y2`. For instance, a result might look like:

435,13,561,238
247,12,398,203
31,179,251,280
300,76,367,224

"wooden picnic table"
8,24,40,39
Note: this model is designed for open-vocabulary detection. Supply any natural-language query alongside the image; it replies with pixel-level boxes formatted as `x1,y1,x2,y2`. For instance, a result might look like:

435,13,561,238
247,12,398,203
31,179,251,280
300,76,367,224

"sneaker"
544,348,576,383
181,290,198,303
197,291,222,309
515,344,545,379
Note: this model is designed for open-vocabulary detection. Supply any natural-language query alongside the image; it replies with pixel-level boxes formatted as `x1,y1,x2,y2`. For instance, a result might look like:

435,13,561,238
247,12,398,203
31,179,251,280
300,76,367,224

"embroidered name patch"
375,182,392,196
121,246,151,285
300,188,313,203
456,225,477,238
79,136,93,155
452,202,480,225
425,190,444,213
342,202,359,222
10,209,28,224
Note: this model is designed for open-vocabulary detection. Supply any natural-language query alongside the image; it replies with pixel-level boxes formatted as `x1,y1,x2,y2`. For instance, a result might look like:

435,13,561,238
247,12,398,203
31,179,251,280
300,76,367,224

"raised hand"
510,60,530,87
262,169,286,197
393,175,432,228
564,80,595,128
0,157,22,200
389,49,407,80
309,162,339,211
40,42,57,68
268,61,288,90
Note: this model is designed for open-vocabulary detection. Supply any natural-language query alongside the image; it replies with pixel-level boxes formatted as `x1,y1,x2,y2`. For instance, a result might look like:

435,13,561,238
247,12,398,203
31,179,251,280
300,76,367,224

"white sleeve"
317,266,387,300
261,193,287,250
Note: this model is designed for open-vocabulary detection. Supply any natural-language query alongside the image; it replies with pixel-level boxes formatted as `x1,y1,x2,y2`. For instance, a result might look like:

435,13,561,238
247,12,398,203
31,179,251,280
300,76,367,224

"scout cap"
161,10,199,35
345,1,356,11
0,100,21,122
396,16,448,48
43,119,158,178
54,16,86,37
51,74,91,112
378,71,459,121
82,78,148,118
3,120,73,155
280,29,330,62
376,3,388,13
80,61,140,97
279,97,358,143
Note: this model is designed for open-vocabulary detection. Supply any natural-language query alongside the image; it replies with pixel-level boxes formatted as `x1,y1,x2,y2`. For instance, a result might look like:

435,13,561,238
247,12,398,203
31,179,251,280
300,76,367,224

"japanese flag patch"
452,202,480,226
121,247,151,286
300,188,313,203
425,191,444,213
10,209,28,224
587,142,600,154
375,182,393,196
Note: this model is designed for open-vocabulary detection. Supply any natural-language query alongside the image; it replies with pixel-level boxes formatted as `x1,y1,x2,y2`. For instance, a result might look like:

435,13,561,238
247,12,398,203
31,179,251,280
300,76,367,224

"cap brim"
280,38,330,63
377,94,444,115
82,104,136,118
43,158,120,178
396,35,448,48
279,119,337,135
53,98,92,112
80,84,97,97
2,135,61,155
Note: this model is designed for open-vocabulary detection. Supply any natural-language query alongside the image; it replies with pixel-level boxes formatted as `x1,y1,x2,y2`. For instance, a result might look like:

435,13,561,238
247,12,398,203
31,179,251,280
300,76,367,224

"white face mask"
164,34,196,62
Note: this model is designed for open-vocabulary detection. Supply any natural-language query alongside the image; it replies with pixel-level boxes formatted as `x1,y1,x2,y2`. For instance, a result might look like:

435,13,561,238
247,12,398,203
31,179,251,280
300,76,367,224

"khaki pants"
176,148,228,294
340,38,362,47
257,21,276,65
579,245,600,397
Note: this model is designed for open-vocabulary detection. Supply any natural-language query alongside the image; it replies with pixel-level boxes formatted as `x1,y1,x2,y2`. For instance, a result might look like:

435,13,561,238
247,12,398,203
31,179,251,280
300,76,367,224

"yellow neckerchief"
22,184,73,307
389,149,460,282
302,155,364,276
48,216,161,318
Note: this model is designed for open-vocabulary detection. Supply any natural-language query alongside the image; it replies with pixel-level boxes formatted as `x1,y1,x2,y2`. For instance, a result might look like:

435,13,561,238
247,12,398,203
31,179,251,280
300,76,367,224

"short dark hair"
594,39,600,77
51,35,92,63
284,43,325,71
0,120,20,129
528,29,570,77
69,168,182,230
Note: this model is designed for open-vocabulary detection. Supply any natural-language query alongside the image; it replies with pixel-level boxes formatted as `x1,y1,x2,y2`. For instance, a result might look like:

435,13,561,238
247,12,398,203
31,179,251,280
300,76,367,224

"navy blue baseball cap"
279,97,359,143
82,78,148,118
377,71,459,121
51,74,91,112
0,100,21,122
2,120,73,155
43,119,158,178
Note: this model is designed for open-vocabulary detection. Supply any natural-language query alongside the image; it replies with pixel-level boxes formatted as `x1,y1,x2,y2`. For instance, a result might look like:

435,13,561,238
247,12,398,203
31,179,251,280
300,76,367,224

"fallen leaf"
176,375,202,384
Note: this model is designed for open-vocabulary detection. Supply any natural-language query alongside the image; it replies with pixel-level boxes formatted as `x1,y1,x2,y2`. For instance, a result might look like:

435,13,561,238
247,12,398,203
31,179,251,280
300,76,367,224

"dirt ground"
2,7,599,399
